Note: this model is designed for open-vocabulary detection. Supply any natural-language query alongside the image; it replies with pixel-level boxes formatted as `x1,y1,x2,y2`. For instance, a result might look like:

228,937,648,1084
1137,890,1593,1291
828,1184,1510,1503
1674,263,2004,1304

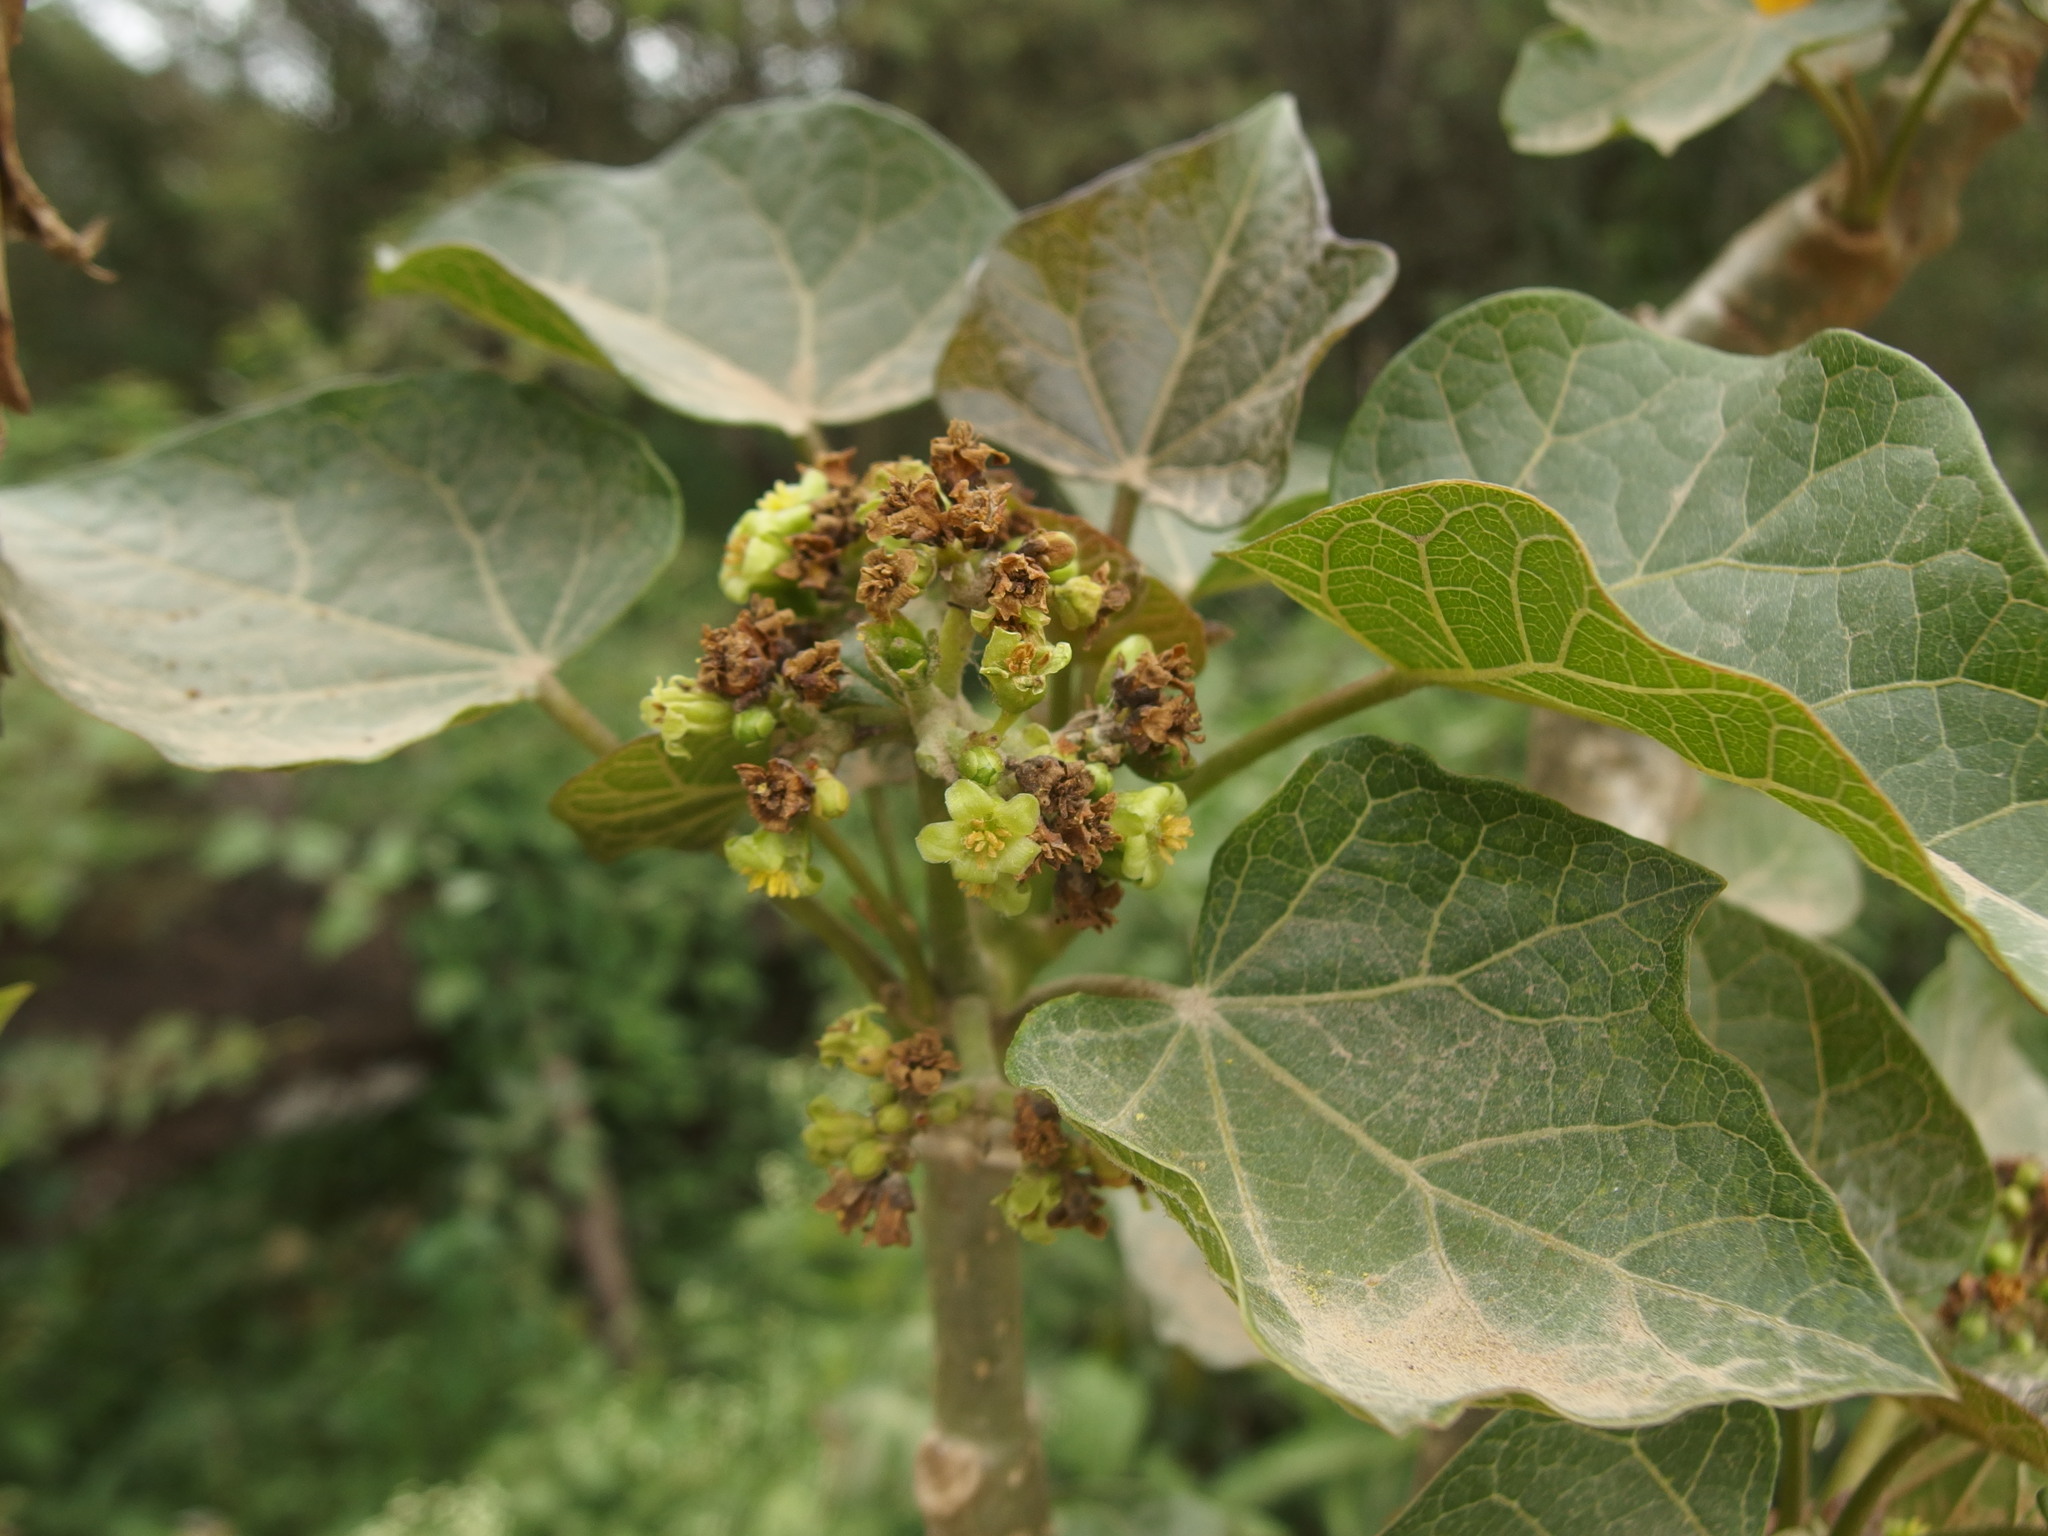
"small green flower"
732,705,779,745
956,742,1006,788
915,780,1041,890
1111,784,1192,890
997,1167,1063,1244
724,827,823,900
1988,1237,2024,1273
979,626,1073,714
967,875,1032,917
719,469,830,603
818,1006,893,1075
1050,571,1107,631
640,676,733,757
810,765,852,820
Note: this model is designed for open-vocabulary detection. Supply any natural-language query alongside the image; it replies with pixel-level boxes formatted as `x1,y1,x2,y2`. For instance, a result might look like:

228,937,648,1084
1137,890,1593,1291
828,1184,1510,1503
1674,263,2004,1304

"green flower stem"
1791,59,1875,211
812,818,936,1019
1826,1420,1940,1536
795,422,833,465
1046,655,1076,731
1775,1405,1812,1530
1852,0,2000,227
1179,667,1424,805
1107,482,1141,548
533,673,622,757
1821,1397,1911,1504
936,607,974,698
780,896,901,1008
917,773,986,1000
865,785,913,911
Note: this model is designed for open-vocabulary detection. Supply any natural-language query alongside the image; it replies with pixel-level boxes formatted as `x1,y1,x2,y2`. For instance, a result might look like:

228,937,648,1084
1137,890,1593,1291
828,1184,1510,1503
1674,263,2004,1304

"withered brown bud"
868,473,947,544
736,758,814,831
1053,865,1124,931
885,1029,959,1097
931,420,1008,491
943,483,1011,549
1013,1093,1069,1169
782,640,845,705
985,552,1051,627
858,547,924,619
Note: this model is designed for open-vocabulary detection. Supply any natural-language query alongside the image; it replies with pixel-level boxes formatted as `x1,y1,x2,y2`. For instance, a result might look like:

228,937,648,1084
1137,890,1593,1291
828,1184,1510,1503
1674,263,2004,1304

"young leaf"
0,374,678,771
1690,902,1994,1308
939,96,1395,530
0,982,29,1033
1503,0,1898,157
1910,1361,2048,1473
379,94,1013,438
1010,735,1945,1433
1670,781,1863,939
1380,1403,1778,1536
548,735,757,862
1328,289,2048,1011
1907,936,2048,1160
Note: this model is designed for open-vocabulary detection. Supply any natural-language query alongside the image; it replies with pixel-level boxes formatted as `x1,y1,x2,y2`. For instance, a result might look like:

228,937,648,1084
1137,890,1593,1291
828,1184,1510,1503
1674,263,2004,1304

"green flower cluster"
719,468,831,604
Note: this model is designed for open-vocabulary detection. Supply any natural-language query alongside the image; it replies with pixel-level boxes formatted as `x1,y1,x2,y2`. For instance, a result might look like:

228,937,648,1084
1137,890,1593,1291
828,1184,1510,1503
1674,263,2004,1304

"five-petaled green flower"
724,827,823,900
1111,784,1192,889
979,626,1072,714
915,780,1041,894
640,676,733,758
719,469,829,604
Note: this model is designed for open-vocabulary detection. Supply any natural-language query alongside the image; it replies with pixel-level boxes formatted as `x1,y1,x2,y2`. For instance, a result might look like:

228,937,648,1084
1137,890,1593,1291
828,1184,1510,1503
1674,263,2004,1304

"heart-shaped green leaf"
1504,0,1898,157
939,96,1395,530
1690,902,1993,1308
379,94,1013,438
1671,781,1863,939
1382,1403,1778,1536
1911,1362,2048,1472
1908,936,2048,1160
0,374,678,771
549,734,755,861
1328,289,2048,1010
1010,735,1943,1433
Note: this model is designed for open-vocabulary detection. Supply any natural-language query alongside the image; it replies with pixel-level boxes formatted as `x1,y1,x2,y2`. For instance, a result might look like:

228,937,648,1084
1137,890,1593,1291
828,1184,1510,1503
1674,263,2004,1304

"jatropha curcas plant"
6,0,2048,1528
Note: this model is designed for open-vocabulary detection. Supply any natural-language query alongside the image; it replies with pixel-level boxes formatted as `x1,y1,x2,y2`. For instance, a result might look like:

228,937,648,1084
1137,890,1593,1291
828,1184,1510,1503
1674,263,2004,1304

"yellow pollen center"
1157,815,1193,857
961,818,1012,857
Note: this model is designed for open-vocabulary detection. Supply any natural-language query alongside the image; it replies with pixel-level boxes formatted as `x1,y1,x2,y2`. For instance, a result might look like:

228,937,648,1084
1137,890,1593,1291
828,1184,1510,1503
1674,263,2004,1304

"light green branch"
534,673,621,757
1180,668,1424,805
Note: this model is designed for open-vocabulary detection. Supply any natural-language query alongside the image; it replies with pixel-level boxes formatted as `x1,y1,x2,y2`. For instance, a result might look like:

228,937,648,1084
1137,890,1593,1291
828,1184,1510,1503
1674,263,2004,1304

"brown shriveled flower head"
813,447,859,489
931,420,1008,492
1013,756,1118,873
942,482,1011,549
885,1029,960,1098
815,1168,916,1247
782,640,845,706
699,597,810,706
1053,865,1125,931
868,472,948,544
984,552,1050,628
1086,566,1133,644
1047,1169,1110,1239
1987,1270,2027,1313
858,547,924,620
1108,643,1205,763
1013,1093,1069,1169
1017,531,1078,573
736,758,814,831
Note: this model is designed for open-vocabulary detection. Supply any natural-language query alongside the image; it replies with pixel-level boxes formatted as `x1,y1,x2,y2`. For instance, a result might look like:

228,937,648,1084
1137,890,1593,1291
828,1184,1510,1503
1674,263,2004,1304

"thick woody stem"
1530,0,2048,831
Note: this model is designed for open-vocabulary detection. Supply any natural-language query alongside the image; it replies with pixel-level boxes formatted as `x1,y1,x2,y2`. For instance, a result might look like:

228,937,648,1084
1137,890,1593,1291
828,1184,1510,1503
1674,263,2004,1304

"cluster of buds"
1080,635,1207,781
998,1092,1134,1243
1942,1157,2048,1355
719,452,866,606
643,595,850,763
806,1008,967,1247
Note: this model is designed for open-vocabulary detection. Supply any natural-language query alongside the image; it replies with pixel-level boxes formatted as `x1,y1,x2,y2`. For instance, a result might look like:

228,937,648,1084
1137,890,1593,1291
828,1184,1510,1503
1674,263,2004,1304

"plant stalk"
1828,1421,1940,1536
796,423,833,465
534,673,621,757
1852,0,2002,227
1107,482,1142,547
813,819,936,1018
1791,59,1876,211
780,896,900,1005
1777,1405,1813,1531
1180,668,1424,804
936,607,975,699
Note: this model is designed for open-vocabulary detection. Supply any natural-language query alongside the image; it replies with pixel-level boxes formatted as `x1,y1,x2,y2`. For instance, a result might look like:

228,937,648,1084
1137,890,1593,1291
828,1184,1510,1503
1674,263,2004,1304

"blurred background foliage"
0,1,2039,1532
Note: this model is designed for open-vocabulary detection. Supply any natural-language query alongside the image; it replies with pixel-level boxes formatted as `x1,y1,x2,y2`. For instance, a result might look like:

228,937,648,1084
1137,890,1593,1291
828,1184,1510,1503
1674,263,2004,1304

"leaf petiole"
1108,482,1142,547
1790,58,1877,212
1179,667,1424,805
534,673,622,757
1826,1420,1940,1536
812,818,936,1018
1850,0,2000,227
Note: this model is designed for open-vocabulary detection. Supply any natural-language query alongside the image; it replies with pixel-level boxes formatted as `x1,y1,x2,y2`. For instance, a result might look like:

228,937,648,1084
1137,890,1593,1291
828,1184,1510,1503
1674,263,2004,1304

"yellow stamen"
961,819,1012,857
1157,815,1193,858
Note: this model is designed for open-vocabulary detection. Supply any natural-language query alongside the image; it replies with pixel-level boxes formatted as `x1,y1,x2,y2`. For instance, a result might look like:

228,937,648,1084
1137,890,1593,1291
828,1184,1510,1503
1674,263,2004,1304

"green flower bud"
1988,1238,2024,1273
915,779,1042,890
2017,1159,2043,1192
997,1168,1063,1244
1958,1309,1991,1343
957,743,1006,788
875,1102,913,1136
1050,572,1107,632
845,1140,890,1181
860,616,930,687
732,706,778,746
979,626,1073,714
1096,634,1154,703
867,1081,898,1108
640,676,734,758
1086,762,1116,799
810,766,852,820
2001,1183,2032,1221
818,1006,893,1076
926,1088,969,1126
2012,1324,2038,1358
800,1104,872,1163
1111,784,1193,890
719,471,829,604
723,827,823,900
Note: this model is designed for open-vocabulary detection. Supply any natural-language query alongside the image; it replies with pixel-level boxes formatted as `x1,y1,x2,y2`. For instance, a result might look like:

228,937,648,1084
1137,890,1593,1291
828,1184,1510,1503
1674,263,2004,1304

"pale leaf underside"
1670,780,1863,939
1503,0,1898,156
1328,289,2048,1010
549,734,756,861
0,374,679,771
1690,902,1993,1309
383,94,1013,436
939,95,1395,529
1380,1402,1778,1536
1908,936,2048,1161
1011,735,1942,1434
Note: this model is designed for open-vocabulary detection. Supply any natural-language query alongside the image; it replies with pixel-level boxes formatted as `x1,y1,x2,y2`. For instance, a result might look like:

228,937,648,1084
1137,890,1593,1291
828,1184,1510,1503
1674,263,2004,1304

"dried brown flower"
943,482,1010,549
782,640,846,706
1013,1093,1069,1169
814,1168,917,1247
1087,569,1133,643
885,1029,959,1097
813,447,859,489
699,598,807,705
931,420,1008,492
858,547,924,620
985,552,1050,627
1013,756,1118,873
1106,643,1205,763
1046,1172,1109,1238
736,758,814,831
867,473,947,544
1052,865,1124,931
